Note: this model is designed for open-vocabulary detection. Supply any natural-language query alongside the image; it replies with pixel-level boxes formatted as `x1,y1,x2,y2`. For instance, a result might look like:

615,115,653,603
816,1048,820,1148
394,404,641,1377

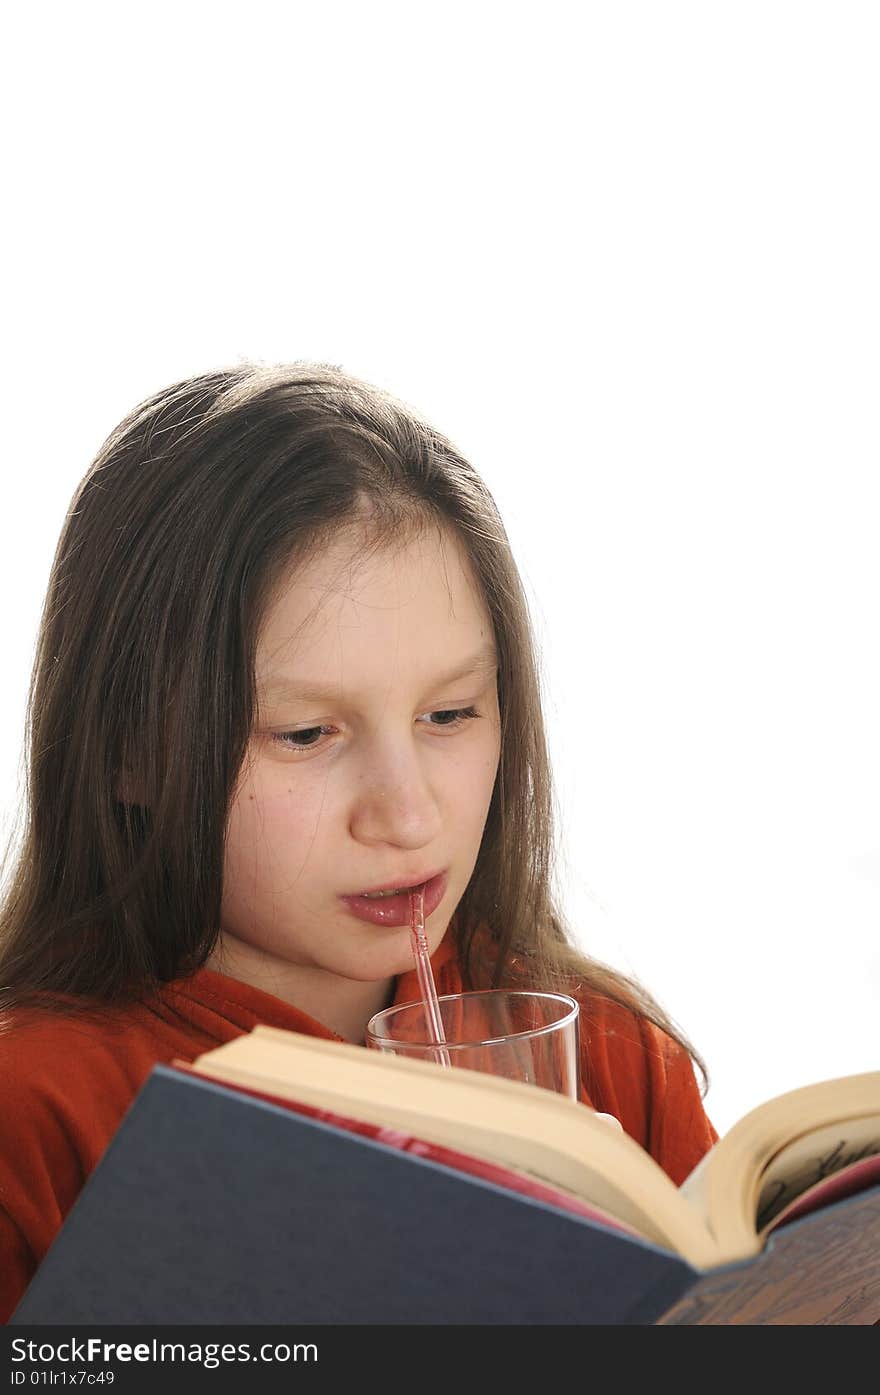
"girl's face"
215,519,501,1029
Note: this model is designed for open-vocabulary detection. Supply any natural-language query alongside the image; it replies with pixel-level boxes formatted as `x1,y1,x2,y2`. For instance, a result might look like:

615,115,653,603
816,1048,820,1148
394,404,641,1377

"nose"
348,731,443,851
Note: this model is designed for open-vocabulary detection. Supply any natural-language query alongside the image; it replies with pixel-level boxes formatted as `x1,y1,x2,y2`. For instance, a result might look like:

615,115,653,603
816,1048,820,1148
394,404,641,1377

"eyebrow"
260,641,499,706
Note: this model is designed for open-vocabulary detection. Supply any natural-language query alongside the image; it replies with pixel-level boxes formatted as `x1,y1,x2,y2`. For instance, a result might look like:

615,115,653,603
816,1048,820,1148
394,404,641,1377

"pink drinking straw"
409,885,451,1068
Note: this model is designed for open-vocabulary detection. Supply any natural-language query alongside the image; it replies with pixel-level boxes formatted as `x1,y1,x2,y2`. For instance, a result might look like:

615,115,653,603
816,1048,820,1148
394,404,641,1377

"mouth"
349,871,443,898
339,870,448,927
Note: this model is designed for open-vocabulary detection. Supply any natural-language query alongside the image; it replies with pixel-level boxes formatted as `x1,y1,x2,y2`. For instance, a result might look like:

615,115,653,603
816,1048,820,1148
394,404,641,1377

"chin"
342,936,426,985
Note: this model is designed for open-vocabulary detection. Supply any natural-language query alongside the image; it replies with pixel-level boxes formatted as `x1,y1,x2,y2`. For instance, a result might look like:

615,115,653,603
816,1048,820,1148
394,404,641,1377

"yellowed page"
679,1072,880,1262
756,1115,880,1229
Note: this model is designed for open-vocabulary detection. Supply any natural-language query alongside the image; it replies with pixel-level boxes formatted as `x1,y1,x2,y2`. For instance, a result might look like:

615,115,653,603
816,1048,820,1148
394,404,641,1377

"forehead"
257,521,493,679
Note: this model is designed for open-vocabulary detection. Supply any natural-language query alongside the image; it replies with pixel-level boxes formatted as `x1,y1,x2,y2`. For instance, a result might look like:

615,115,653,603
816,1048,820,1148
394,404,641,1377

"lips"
351,871,442,896
340,870,448,927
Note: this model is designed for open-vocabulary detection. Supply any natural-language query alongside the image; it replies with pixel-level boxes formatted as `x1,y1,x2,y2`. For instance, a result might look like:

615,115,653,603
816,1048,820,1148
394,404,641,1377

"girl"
0,362,717,1320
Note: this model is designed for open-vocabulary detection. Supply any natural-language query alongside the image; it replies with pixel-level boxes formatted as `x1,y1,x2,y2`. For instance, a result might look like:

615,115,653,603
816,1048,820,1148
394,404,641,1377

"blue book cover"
11,1065,697,1325
11,1065,880,1325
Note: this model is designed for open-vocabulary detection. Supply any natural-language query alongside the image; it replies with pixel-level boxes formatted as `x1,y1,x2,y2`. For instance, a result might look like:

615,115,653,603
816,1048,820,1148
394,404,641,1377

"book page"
761,1156,880,1238
677,1071,880,1263
756,1116,880,1230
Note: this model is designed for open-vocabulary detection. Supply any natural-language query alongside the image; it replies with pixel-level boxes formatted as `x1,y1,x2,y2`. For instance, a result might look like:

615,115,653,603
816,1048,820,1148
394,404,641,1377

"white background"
1,3,877,1134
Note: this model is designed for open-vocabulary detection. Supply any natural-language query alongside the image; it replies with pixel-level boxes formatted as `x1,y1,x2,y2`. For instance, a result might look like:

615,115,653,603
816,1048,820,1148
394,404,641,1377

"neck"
205,938,396,1045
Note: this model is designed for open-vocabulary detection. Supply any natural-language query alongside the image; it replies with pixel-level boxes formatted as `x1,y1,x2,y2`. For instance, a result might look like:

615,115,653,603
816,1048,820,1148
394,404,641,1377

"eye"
420,706,481,729
271,725,336,751
266,706,481,757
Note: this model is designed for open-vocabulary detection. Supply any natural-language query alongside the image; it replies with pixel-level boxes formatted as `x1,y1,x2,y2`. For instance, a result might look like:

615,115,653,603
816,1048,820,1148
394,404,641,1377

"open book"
11,1027,880,1325
182,1027,880,1276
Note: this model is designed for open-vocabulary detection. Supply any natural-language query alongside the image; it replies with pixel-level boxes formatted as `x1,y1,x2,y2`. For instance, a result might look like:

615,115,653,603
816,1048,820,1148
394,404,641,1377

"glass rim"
364,987,580,1051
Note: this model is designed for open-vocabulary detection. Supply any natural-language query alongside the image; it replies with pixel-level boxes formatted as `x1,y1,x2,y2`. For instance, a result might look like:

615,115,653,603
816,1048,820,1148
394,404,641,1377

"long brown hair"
0,361,707,1087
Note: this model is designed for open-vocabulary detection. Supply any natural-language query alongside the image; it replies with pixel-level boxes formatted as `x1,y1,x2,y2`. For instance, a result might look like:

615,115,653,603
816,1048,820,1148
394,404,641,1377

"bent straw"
409,884,451,1068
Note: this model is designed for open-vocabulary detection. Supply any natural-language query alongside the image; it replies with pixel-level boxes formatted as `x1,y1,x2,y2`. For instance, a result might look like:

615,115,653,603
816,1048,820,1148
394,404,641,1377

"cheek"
222,774,338,917
225,769,328,870
454,726,501,824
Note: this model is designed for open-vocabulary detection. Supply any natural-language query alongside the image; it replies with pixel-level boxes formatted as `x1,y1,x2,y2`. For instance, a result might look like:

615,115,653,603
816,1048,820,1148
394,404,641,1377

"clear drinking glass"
365,988,580,1099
